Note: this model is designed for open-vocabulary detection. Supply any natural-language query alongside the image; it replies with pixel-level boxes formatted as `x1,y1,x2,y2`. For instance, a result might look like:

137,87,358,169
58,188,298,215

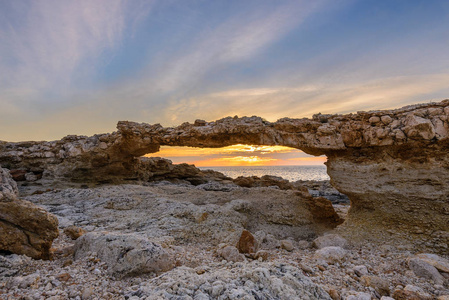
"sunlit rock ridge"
1,99,449,251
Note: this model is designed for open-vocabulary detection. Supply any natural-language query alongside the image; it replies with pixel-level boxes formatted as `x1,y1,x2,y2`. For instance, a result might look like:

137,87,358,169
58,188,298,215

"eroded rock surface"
0,167,19,201
1,100,449,250
74,232,173,278
0,167,59,259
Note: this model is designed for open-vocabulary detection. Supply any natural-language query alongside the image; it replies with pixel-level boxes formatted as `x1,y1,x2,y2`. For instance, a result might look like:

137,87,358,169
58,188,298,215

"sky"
1,0,449,166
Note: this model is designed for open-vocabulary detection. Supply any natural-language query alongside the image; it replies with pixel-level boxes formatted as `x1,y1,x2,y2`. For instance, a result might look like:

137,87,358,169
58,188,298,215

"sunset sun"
146,144,326,167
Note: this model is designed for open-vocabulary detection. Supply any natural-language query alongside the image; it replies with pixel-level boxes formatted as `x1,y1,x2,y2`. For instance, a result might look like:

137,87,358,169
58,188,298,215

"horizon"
1,0,449,166
146,145,327,167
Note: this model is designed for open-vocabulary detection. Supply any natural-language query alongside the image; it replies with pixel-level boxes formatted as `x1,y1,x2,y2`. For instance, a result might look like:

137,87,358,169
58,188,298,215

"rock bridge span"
1,100,449,250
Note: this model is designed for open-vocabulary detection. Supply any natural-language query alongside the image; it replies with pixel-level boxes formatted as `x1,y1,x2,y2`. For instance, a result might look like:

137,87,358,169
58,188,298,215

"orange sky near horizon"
146,144,327,167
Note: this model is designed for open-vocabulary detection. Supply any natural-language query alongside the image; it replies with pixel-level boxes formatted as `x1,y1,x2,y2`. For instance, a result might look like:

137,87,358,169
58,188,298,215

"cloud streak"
151,1,325,94
0,0,152,117
163,73,449,123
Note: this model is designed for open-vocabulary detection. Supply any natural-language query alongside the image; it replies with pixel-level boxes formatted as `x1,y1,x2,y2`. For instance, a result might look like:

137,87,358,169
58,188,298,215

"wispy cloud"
152,1,325,94
0,0,153,114
164,74,449,123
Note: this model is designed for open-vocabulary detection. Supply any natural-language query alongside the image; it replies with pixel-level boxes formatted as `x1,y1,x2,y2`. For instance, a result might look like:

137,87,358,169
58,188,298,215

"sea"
198,165,329,182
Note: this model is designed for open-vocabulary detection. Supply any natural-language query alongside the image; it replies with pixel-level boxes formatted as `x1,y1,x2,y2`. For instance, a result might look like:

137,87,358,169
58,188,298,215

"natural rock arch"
1,100,449,251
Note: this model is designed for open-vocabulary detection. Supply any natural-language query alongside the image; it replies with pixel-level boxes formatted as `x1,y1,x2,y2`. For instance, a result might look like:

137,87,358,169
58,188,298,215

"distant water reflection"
199,165,329,182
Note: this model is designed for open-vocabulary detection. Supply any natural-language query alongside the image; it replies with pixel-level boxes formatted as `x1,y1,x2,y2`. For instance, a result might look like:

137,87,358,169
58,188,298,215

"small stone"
57,273,71,282
297,240,310,249
369,116,381,124
194,119,207,126
438,296,449,300
404,284,424,293
353,265,368,277
360,275,390,296
217,246,244,262
328,289,340,300
237,230,258,254
82,287,94,300
194,291,210,300
317,265,326,271
299,263,314,274
381,115,393,124
92,268,101,275
25,172,38,181
280,240,294,252
54,245,74,257
380,297,395,300
9,169,27,181
254,250,269,261
393,289,433,300
346,292,371,300
63,259,73,267
64,226,86,240
313,234,347,249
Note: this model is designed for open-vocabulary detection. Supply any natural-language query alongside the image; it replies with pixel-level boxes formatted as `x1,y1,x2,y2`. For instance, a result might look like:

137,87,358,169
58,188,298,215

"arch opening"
143,144,350,207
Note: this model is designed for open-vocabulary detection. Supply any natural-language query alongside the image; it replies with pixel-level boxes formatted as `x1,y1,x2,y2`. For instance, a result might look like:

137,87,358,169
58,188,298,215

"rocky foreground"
0,179,448,299
1,100,449,299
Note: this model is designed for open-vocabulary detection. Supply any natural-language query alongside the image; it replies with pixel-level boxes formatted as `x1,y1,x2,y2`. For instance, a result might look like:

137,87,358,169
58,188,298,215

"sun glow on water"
146,144,326,167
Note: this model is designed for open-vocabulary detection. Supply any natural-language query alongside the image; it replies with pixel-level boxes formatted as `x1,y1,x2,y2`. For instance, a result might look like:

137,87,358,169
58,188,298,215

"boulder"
304,196,343,227
217,245,245,262
0,167,59,259
233,175,293,190
313,234,348,249
237,230,258,254
280,240,294,252
360,275,390,296
415,253,449,273
393,285,433,300
0,167,19,201
63,225,86,240
314,246,347,264
408,258,444,285
0,198,59,259
74,232,173,278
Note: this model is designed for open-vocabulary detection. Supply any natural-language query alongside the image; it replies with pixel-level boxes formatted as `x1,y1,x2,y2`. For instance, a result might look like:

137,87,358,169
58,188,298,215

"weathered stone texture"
1,100,449,251
0,167,19,201
74,232,173,278
0,167,59,259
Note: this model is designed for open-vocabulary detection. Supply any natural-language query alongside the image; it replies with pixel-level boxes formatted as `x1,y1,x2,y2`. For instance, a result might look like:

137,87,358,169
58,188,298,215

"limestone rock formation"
1,100,449,251
233,175,293,190
74,232,173,278
0,168,59,259
0,167,19,201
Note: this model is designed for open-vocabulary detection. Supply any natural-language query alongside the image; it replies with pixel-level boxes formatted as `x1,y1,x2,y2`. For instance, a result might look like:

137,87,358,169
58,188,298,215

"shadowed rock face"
1,100,449,251
0,167,59,259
